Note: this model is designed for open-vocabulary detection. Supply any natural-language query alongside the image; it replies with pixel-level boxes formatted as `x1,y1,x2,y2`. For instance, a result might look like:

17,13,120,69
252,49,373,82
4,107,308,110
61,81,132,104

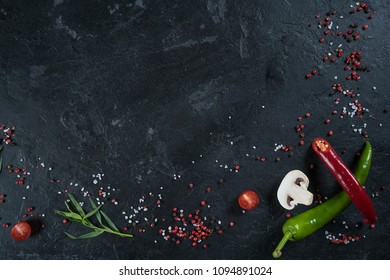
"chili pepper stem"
272,231,292,258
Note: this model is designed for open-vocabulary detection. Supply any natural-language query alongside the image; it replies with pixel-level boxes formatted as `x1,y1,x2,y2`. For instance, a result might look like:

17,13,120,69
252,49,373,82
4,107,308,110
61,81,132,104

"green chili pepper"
272,141,372,258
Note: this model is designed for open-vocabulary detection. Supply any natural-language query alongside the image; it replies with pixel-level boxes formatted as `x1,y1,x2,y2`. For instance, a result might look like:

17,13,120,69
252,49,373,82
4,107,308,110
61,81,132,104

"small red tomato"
238,190,259,210
10,221,32,241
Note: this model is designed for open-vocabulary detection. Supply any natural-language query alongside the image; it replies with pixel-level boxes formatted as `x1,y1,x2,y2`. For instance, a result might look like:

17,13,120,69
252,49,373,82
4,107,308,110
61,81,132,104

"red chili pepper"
312,138,376,224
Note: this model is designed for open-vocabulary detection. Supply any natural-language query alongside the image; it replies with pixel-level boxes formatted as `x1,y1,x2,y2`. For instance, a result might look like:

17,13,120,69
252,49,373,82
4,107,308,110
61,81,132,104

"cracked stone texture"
0,0,389,259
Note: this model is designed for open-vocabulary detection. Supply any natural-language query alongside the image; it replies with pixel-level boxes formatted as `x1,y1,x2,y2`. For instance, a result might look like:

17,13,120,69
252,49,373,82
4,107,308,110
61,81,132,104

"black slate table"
0,0,389,260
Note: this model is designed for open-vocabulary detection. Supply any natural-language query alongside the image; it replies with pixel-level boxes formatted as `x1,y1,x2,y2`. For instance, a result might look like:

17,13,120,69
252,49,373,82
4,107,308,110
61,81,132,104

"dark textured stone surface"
0,0,389,259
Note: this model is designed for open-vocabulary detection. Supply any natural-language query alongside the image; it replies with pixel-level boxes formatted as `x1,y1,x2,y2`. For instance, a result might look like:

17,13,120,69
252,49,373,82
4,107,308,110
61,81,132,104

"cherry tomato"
10,221,31,241
238,190,259,210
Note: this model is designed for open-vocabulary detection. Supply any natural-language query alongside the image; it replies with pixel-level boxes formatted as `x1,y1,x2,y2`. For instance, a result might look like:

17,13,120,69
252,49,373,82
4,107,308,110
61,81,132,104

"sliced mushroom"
277,170,313,210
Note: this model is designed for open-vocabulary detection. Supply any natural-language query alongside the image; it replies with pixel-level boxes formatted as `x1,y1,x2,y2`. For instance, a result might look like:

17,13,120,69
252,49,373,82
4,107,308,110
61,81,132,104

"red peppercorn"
188,183,194,188
323,56,329,62
299,140,305,146
328,131,334,136
305,73,312,79
200,200,206,206
305,113,311,118
325,119,331,124
286,213,291,219
235,165,240,170
319,38,325,43
27,207,34,212
331,57,336,63
362,24,368,30
311,70,317,75
229,221,235,227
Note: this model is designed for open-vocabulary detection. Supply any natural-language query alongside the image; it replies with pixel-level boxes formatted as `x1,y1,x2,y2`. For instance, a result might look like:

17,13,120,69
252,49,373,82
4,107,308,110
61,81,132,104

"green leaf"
64,230,103,239
83,204,103,220
55,210,82,222
68,194,85,217
100,210,119,232
65,201,73,213
64,232,78,239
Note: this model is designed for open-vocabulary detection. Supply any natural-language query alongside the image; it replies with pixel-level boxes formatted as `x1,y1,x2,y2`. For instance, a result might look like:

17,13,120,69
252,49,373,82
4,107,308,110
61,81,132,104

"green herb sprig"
0,145,3,174
55,194,133,239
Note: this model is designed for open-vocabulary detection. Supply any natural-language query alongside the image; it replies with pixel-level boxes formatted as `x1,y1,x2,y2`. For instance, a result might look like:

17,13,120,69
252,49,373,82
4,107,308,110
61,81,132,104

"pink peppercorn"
328,131,334,136
319,38,325,43
363,24,368,30
312,70,317,75
325,119,331,124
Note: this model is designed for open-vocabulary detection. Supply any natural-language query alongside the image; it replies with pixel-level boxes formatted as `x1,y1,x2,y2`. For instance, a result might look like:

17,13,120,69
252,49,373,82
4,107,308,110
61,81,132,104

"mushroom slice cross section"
277,170,314,210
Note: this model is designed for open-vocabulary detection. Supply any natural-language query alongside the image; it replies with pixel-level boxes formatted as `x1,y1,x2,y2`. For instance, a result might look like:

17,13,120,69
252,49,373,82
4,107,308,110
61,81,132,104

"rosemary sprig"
55,194,133,239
